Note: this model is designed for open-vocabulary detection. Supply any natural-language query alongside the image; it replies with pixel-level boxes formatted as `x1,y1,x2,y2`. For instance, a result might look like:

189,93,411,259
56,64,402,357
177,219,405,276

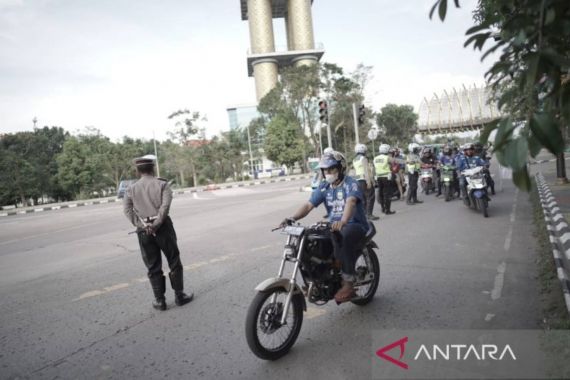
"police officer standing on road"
123,154,193,311
374,144,398,215
353,144,379,221
406,143,423,205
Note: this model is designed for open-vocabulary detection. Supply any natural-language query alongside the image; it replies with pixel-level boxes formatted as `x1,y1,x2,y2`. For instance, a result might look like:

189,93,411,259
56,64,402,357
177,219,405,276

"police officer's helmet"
319,151,347,174
354,143,367,154
462,143,474,151
379,144,390,154
323,147,334,155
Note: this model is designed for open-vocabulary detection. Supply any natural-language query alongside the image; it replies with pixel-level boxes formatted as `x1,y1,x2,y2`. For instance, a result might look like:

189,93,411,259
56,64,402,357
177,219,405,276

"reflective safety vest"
406,154,419,172
373,154,390,177
353,155,366,180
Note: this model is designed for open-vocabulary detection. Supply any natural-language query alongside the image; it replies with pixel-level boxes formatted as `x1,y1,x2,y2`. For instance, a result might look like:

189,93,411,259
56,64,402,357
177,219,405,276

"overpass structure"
417,85,502,135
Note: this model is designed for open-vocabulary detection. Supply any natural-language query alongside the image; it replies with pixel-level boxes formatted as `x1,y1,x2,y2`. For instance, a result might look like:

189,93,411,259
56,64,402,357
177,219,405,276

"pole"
153,130,160,177
318,122,323,155
246,123,254,177
353,103,360,145
326,97,333,149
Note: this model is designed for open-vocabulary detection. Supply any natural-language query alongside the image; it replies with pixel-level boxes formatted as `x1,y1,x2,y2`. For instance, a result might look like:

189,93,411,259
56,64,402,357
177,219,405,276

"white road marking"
491,262,507,301
484,313,495,322
72,244,276,302
504,227,513,251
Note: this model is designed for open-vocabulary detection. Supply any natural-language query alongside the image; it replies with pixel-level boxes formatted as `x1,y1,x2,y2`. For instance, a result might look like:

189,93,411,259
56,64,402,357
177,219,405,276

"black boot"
169,269,194,306
384,199,395,214
149,276,167,311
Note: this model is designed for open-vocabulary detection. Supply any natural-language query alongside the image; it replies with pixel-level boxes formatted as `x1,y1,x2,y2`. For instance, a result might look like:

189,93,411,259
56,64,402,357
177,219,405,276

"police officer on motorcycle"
353,143,379,221
279,151,369,303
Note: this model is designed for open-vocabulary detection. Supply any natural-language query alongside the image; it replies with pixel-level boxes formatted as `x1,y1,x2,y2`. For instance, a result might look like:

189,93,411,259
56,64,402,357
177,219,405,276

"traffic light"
318,100,328,123
358,104,366,126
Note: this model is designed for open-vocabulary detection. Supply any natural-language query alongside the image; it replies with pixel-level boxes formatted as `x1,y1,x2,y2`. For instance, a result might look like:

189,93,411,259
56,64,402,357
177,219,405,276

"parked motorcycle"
245,220,380,360
462,166,489,217
440,164,456,202
420,164,435,195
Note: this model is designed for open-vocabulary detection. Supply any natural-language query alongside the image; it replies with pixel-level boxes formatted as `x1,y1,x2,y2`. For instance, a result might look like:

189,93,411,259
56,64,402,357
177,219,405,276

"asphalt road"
0,174,540,380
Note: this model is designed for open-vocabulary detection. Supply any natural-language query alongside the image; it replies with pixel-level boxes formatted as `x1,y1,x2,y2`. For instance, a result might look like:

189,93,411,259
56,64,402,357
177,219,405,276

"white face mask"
325,173,338,184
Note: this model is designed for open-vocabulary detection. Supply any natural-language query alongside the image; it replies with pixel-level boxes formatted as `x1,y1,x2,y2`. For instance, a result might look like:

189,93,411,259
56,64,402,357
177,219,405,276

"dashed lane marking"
72,244,279,302
491,262,507,301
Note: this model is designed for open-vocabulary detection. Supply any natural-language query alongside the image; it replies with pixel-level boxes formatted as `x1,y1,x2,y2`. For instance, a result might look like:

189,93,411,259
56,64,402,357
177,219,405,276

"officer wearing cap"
123,154,193,311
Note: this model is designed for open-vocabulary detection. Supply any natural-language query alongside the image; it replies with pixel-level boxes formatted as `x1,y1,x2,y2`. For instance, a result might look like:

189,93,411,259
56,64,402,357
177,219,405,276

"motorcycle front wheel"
352,247,380,306
444,184,451,201
245,288,304,360
478,198,489,218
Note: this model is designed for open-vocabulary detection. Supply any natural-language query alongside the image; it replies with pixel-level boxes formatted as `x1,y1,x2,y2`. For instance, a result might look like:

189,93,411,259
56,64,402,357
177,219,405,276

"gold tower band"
246,0,317,100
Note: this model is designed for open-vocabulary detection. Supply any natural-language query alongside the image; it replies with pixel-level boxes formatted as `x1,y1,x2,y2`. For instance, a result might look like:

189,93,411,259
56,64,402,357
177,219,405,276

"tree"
430,0,570,189
167,110,207,187
375,104,419,147
259,64,321,168
56,129,115,199
264,113,304,168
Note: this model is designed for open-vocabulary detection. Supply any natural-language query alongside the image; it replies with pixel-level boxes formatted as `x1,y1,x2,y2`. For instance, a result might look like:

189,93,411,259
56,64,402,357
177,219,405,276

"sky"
0,0,494,142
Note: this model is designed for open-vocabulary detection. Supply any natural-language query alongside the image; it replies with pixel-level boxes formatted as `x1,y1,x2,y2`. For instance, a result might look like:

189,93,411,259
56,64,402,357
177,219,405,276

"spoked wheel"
352,246,380,305
245,288,304,360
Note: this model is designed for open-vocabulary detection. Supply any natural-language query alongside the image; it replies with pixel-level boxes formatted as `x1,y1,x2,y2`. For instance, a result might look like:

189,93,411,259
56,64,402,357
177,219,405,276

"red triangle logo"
375,336,409,370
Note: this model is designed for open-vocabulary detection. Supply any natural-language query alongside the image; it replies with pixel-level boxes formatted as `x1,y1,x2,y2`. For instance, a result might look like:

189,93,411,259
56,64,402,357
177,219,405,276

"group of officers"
351,141,494,220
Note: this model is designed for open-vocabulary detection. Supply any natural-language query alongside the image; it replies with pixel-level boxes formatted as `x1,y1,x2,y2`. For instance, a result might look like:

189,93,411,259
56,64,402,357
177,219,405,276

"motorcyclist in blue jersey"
474,142,495,195
279,151,369,303
458,143,485,199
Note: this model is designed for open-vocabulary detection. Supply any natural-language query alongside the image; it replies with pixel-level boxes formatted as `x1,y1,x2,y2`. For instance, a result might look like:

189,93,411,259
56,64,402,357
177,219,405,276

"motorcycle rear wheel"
351,247,380,306
245,288,304,360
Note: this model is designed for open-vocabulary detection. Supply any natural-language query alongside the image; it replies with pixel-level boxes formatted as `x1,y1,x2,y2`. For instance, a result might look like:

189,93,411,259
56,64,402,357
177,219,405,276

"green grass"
530,179,570,330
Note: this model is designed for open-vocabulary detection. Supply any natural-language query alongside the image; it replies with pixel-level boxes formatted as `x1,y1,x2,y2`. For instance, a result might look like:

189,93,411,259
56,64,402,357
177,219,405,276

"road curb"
535,173,570,315
0,175,311,217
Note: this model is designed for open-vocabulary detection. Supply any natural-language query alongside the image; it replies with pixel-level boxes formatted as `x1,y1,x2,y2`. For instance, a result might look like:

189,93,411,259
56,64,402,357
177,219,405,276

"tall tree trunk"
179,171,185,187
191,161,198,187
556,152,568,184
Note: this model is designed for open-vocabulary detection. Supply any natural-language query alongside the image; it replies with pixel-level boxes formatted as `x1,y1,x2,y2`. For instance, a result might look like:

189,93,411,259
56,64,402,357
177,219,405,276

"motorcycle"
245,220,380,360
440,164,456,202
461,166,489,217
420,164,435,195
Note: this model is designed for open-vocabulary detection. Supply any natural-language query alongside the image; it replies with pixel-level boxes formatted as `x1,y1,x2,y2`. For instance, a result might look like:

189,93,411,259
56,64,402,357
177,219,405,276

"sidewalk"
0,174,312,217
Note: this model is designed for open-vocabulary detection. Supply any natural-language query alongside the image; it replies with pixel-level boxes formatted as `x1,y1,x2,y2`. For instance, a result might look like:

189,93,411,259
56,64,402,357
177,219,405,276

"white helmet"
354,143,366,154
379,144,390,154
323,147,334,155
408,143,420,153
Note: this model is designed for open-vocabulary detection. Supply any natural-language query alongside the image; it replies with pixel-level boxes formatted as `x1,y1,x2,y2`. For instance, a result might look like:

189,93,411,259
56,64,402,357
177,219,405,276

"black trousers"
377,177,394,212
137,217,183,279
357,180,376,216
331,224,366,277
407,172,419,202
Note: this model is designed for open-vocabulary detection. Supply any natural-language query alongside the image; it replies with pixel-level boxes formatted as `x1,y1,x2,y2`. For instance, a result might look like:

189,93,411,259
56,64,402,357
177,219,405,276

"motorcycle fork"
279,235,307,326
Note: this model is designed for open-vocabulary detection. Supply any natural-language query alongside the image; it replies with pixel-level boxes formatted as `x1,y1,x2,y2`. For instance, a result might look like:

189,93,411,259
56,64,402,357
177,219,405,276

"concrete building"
240,0,324,101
